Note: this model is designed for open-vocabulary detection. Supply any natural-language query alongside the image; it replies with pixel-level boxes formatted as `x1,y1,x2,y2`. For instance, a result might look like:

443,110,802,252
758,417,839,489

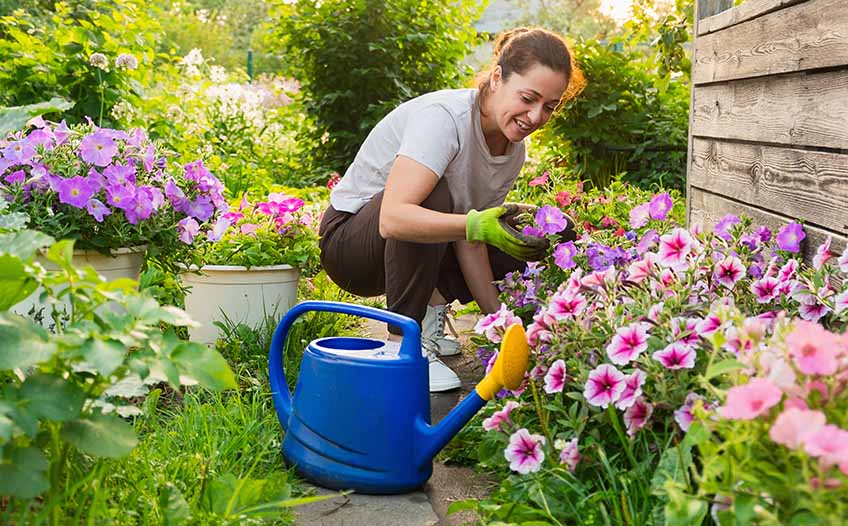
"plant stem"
529,378,553,447
607,405,638,469
97,69,104,127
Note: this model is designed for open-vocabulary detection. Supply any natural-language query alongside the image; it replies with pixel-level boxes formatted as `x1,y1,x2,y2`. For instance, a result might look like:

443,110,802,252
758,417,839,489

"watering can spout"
415,324,530,468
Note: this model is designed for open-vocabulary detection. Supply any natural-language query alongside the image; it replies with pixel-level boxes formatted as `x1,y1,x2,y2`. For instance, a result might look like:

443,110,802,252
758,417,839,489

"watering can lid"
311,337,404,361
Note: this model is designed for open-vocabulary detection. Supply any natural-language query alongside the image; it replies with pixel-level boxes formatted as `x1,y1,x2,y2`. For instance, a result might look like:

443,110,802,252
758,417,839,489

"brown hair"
476,27,585,111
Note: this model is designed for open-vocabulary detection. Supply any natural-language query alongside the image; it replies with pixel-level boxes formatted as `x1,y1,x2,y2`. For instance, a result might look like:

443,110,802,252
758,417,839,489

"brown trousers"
318,179,525,334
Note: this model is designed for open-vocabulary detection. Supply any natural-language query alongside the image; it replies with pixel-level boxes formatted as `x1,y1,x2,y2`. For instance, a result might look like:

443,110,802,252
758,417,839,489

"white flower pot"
14,246,146,318
180,264,300,344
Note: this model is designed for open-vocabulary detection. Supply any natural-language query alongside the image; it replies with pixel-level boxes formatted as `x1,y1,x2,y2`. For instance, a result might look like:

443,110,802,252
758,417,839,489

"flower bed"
452,177,848,525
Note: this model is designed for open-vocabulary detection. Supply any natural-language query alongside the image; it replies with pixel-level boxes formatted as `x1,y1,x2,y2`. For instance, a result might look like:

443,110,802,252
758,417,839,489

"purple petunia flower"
56,176,96,208
185,195,215,221
164,179,186,208
206,216,232,241
713,214,740,241
522,225,544,238
79,131,118,167
177,217,200,244
86,198,111,222
104,163,136,187
53,120,71,146
776,222,805,253
4,169,25,186
106,184,136,211
648,193,673,221
124,190,153,225
535,205,568,235
553,241,577,270
3,139,36,164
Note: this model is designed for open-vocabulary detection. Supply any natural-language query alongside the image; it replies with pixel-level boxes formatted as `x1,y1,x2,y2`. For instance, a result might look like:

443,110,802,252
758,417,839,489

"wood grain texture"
691,70,848,149
694,0,848,84
688,187,847,265
698,0,808,35
690,138,848,235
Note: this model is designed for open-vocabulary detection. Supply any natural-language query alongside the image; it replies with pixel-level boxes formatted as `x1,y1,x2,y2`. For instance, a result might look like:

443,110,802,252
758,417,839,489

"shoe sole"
429,379,461,392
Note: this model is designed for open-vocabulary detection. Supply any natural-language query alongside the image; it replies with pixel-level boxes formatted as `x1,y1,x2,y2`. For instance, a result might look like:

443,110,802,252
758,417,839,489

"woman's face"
488,63,570,144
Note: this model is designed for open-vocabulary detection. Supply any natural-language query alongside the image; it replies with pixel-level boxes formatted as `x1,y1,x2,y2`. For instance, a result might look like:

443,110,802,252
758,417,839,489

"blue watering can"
268,300,529,494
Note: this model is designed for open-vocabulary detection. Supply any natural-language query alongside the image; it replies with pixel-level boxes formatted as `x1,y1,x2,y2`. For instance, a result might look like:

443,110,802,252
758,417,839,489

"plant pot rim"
179,263,298,272
73,245,148,256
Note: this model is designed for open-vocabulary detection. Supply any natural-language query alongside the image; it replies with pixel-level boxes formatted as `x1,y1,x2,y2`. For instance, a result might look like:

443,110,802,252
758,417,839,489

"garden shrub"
267,0,483,177
0,0,175,128
535,38,689,192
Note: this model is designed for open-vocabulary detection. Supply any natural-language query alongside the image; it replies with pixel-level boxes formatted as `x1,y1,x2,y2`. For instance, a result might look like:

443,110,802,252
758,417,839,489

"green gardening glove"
466,205,550,261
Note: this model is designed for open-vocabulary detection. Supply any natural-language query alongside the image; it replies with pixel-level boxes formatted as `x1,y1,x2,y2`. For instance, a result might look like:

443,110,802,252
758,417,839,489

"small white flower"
89,52,109,70
115,53,138,70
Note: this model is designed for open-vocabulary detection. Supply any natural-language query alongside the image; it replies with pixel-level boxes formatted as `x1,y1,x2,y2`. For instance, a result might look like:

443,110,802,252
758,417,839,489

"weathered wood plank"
690,138,848,235
688,187,847,265
698,0,808,35
694,0,848,84
691,70,848,149
698,0,734,21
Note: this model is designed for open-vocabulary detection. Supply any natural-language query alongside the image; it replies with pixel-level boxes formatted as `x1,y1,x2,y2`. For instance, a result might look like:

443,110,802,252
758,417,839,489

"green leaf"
22,374,85,422
0,447,49,498
789,511,822,526
46,239,75,273
733,493,756,526
0,97,72,136
62,411,139,458
0,312,57,370
651,444,693,497
0,255,38,310
159,483,190,526
0,230,53,260
447,499,479,515
663,483,707,526
172,342,237,390
683,423,710,448
704,359,745,381
155,305,198,327
81,338,125,376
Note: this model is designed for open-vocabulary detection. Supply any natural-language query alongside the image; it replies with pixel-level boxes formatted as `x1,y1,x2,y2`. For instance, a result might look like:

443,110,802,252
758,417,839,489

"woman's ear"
490,65,502,92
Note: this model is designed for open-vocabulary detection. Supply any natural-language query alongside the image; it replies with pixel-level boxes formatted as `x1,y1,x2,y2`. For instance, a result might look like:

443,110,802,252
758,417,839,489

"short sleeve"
396,104,460,178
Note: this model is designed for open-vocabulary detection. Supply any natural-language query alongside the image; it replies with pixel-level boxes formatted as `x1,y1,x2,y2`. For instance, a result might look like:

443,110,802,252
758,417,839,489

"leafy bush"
268,0,483,176
535,39,689,192
0,0,174,127
0,228,237,515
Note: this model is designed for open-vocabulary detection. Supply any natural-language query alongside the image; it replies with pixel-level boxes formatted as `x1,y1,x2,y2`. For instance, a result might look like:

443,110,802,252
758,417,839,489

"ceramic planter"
181,264,300,344
14,246,146,318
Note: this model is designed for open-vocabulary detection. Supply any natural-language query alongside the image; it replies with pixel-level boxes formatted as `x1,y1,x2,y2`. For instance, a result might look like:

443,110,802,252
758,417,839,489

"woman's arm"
454,240,500,314
379,155,467,243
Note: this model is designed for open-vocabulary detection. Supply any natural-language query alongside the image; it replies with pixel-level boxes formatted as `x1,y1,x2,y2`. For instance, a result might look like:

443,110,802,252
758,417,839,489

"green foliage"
268,0,484,175
0,230,237,516
0,0,176,127
0,98,73,136
535,38,689,192
513,0,618,41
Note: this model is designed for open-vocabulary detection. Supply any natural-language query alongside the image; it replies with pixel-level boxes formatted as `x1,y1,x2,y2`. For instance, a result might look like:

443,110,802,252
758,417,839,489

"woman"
319,27,582,391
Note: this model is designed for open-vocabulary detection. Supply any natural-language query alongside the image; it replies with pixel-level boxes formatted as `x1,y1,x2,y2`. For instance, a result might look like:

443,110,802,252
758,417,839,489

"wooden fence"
687,0,848,261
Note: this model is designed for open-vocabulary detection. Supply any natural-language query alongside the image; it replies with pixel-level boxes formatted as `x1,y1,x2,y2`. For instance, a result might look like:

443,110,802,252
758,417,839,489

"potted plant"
0,118,225,315
180,191,319,343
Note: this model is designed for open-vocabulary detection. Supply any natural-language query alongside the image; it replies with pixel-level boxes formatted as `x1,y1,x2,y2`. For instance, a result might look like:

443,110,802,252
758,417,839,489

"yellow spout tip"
475,323,530,401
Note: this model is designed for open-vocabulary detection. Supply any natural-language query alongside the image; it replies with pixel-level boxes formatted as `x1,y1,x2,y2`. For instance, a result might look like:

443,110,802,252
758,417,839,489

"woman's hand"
466,205,549,261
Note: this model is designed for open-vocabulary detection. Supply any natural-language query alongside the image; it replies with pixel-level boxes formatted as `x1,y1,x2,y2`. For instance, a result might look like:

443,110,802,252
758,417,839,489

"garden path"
295,308,493,526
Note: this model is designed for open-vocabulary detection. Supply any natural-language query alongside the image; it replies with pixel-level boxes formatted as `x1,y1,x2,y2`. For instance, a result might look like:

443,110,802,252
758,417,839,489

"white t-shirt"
330,88,526,215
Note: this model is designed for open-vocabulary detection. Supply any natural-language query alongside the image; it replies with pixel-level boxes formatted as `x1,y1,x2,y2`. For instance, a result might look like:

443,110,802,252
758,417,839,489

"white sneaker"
423,339,461,392
422,304,461,356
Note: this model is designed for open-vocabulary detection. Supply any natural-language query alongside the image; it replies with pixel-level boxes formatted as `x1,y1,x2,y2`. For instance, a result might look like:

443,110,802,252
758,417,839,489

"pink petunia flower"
768,408,826,449
813,237,833,270
547,290,588,320
583,364,626,408
624,398,653,436
713,255,746,289
834,290,848,315
474,304,522,343
695,315,722,336
558,438,580,472
785,320,841,375
804,425,848,468
615,370,647,410
674,393,709,432
626,253,655,283
629,203,650,229
750,277,781,304
543,360,567,394
647,302,665,323
504,428,546,474
528,171,549,187
799,301,831,322
648,193,673,221
483,401,520,432
606,323,649,365
656,228,694,270
672,317,701,346
719,378,782,420
652,342,696,370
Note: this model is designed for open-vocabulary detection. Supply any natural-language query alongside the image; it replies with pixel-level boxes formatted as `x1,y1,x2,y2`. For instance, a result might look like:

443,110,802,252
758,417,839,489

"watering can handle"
268,300,422,430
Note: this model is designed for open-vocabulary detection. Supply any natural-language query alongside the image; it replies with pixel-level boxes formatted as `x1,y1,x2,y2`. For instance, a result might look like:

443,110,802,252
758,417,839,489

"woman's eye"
521,96,533,103
545,106,557,113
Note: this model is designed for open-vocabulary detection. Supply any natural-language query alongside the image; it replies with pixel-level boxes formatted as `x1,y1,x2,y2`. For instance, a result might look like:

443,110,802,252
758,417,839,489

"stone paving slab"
294,306,489,526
